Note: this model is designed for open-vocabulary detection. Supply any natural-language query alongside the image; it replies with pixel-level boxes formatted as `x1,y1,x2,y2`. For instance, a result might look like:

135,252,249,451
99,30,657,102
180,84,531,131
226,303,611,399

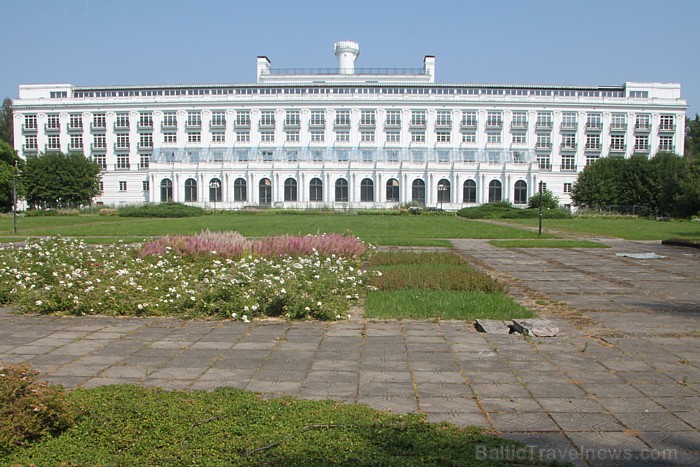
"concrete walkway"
1,238,698,465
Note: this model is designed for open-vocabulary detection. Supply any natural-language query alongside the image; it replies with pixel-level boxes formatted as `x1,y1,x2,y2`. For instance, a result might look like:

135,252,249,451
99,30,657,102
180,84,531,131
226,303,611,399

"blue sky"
3,0,698,115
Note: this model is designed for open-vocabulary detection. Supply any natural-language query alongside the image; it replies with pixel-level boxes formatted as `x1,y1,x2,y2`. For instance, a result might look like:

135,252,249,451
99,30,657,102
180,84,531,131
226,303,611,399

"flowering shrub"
0,235,369,321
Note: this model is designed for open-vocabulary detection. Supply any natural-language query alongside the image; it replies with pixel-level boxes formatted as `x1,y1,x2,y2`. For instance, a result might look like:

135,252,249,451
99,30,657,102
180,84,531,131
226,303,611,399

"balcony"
90,122,106,131
560,122,578,131
609,123,627,133
560,144,577,152
409,120,426,130
360,120,377,129
535,142,552,150
44,124,60,133
460,119,477,129
113,123,130,132
114,143,130,153
283,119,301,129
68,144,83,153
633,145,650,153
234,119,251,129
259,120,276,129
22,144,38,154
485,120,503,130
138,143,153,151
384,120,401,129
138,121,154,131
90,144,107,153
434,120,452,129
138,162,150,170
94,161,107,170
535,121,552,131
44,145,61,153
658,124,676,133
67,124,83,133
22,124,37,133
560,164,578,172
209,120,226,130
114,163,131,171
634,123,651,133
161,121,178,131
658,145,675,153
585,144,602,152
185,121,202,130
538,162,552,171
511,121,528,130
585,122,602,132
609,144,627,153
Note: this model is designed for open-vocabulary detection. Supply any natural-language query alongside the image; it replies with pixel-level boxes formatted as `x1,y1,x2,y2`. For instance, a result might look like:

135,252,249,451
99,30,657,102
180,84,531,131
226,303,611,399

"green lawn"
501,217,700,241
2,385,544,466
0,212,550,246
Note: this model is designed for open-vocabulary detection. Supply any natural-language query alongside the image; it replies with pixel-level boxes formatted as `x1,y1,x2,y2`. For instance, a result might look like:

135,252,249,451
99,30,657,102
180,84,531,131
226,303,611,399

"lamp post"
538,181,543,237
437,182,446,210
209,180,221,211
12,161,17,234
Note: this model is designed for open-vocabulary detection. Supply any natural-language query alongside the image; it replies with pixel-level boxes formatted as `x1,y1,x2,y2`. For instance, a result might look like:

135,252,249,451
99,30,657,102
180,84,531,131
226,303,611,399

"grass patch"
364,290,533,320
502,217,700,241
1,384,543,466
489,239,608,248
1,212,551,246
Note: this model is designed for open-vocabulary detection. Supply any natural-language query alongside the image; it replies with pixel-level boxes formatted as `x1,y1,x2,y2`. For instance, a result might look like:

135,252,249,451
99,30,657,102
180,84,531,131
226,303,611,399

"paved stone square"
0,238,698,465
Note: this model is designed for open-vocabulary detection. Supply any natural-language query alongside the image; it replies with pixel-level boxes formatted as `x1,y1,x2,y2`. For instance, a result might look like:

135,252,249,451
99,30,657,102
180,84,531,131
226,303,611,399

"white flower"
35,300,43,306
232,312,237,318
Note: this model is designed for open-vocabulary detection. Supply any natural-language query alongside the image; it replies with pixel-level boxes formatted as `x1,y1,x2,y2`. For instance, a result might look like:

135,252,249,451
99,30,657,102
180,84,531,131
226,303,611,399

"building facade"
12,41,687,210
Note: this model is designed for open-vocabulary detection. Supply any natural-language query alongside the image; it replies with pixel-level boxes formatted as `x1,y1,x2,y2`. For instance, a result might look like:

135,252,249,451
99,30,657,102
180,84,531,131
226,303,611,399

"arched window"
360,178,374,202
184,178,197,202
514,180,528,205
335,178,348,202
209,178,222,202
488,180,502,203
284,178,297,202
386,178,400,203
437,179,451,204
463,180,477,203
411,179,426,205
233,178,247,202
309,178,323,202
160,178,173,202
259,178,272,206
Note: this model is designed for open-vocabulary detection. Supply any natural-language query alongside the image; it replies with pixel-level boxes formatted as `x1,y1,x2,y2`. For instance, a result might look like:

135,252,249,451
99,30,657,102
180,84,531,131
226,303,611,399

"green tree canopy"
685,114,700,158
22,152,101,209
0,98,13,146
527,188,559,210
0,141,21,212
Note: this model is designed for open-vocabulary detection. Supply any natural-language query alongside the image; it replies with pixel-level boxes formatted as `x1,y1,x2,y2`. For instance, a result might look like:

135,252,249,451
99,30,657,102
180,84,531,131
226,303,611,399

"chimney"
334,41,360,75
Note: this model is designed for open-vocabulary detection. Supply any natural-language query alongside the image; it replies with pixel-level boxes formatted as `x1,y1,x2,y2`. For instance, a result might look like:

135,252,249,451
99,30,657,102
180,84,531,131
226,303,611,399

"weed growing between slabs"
0,232,370,321
364,251,534,320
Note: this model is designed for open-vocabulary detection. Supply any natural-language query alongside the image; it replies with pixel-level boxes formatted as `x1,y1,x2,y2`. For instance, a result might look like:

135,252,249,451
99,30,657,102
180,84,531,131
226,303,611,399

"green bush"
23,209,58,217
118,202,204,218
527,189,560,210
0,364,75,454
457,203,571,219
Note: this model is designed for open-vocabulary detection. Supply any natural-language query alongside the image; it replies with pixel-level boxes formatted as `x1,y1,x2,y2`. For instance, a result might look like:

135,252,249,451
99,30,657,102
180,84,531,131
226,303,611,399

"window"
285,150,298,161
586,154,600,166
386,131,400,143
262,150,274,161
309,178,323,202
312,150,323,162
462,132,476,143
514,180,527,205
486,111,502,127
93,155,106,169
536,134,551,149
361,131,375,142
488,180,502,203
234,178,247,202
163,132,177,144
116,134,130,149
411,179,426,205
436,131,451,143
561,112,577,130
659,136,674,151
260,110,276,127
115,113,129,129
209,178,222,202
335,178,349,202
119,181,127,192
188,132,201,144
140,133,153,148
236,131,250,143
260,131,274,142
486,133,501,144
410,110,426,127
436,110,452,127
162,111,177,128
184,178,197,202
47,135,60,150
187,111,201,127
659,115,675,130
336,131,350,143
286,131,300,142
69,114,83,130
212,131,225,143
335,110,350,126
139,112,153,128
386,179,399,202
634,135,649,152
360,178,374,202
24,114,37,130
437,179,451,204
610,135,625,151
411,131,426,143
629,90,648,98
561,154,576,171
536,112,552,129
24,135,37,150
385,110,401,126
463,180,477,203
70,135,83,150
310,110,325,126
311,131,325,142
437,151,450,163
236,110,251,126
538,182,547,192
512,111,528,129
211,111,226,127
611,113,626,131
142,181,149,191
586,134,600,150
561,134,576,150
360,110,376,126
92,113,106,129
461,111,477,127
285,110,300,126
586,113,602,129
635,114,650,130
563,183,572,193
116,155,129,169
538,155,551,170
139,154,150,169
47,114,60,130
512,133,526,145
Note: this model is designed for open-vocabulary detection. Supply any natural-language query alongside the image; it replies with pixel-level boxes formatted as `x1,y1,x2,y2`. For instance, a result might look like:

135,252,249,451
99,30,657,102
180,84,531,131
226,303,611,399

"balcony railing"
90,122,106,131
234,119,251,128
67,124,83,133
113,123,130,131
114,163,131,171
609,144,627,152
209,121,226,129
22,144,38,153
138,121,153,130
585,144,602,152
485,120,503,129
68,144,83,152
185,122,202,130
409,120,426,129
511,121,528,130
560,144,577,151
161,122,178,130
535,121,553,130
284,120,301,129
114,143,130,152
22,124,38,133
259,120,276,129
609,123,627,132
658,124,676,132
91,143,107,152
435,120,452,129
560,122,578,131
460,120,477,129
560,164,578,172
44,124,60,132
138,143,153,150
634,145,650,152
658,145,675,152
585,122,602,131
535,142,552,150
44,145,61,152
634,123,651,132
538,163,552,171
138,162,150,170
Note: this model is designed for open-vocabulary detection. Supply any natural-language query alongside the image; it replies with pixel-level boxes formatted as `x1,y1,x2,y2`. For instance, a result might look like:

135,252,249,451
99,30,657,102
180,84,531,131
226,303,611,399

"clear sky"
2,0,697,115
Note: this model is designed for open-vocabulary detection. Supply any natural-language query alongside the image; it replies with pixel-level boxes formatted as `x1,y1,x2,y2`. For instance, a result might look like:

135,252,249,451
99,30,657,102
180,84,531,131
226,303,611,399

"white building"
12,41,687,210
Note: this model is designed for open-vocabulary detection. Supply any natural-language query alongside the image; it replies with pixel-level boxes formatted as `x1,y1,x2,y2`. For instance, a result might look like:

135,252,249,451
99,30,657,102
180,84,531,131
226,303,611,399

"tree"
527,189,559,210
0,98,13,146
0,141,21,212
571,156,627,209
22,152,101,209
685,114,700,158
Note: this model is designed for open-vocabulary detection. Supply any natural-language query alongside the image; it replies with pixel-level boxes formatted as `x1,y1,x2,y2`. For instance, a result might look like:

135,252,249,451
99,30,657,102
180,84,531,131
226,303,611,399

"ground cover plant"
0,232,369,320
489,239,607,248
365,251,533,320
117,202,204,218
0,381,546,466
457,202,571,220
0,211,550,246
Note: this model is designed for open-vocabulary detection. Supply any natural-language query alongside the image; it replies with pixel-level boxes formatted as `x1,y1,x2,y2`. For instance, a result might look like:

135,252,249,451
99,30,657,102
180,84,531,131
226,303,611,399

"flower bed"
0,233,370,321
